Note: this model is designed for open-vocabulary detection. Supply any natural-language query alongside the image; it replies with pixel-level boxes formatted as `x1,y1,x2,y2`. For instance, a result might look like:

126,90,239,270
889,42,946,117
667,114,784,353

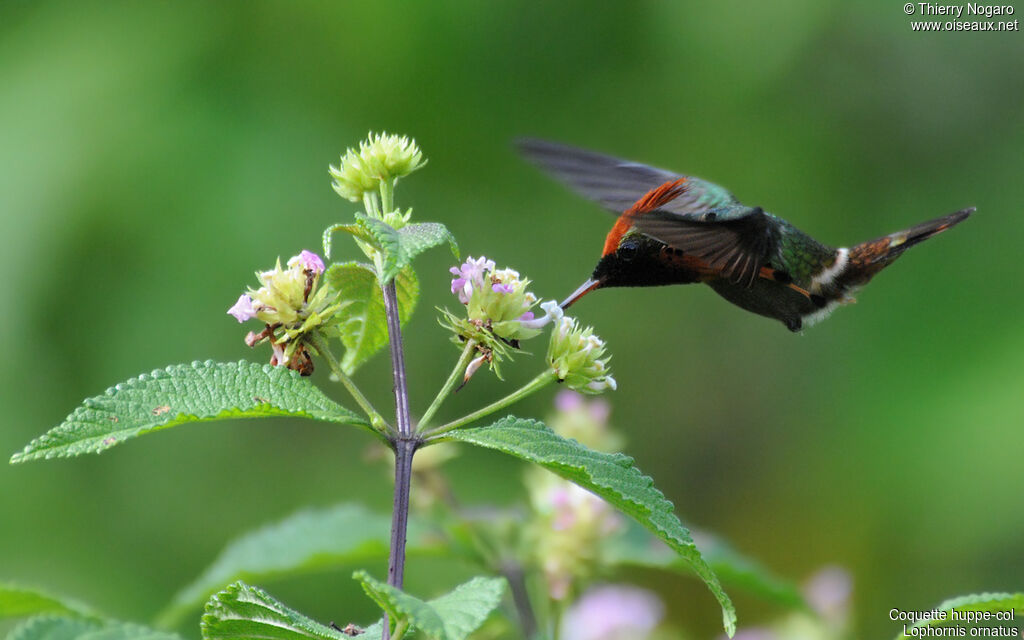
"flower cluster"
227,250,339,375
450,256,559,342
442,256,563,379
329,132,425,205
440,256,617,391
525,393,625,601
528,475,623,600
547,316,616,393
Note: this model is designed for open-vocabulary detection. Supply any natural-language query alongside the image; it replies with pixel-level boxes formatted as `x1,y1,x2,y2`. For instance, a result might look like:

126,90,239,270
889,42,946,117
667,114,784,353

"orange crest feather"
601,178,688,257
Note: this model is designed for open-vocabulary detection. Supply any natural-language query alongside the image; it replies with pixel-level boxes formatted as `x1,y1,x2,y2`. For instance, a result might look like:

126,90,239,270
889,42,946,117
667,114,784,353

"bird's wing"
633,206,775,287
517,138,739,217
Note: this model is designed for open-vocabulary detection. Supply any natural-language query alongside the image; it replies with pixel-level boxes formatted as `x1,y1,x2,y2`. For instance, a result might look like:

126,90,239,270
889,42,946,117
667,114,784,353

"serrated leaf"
396,223,459,268
442,416,737,637
322,223,376,260
895,592,1024,639
604,522,806,609
0,584,99,622
201,582,354,640
352,216,458,284
325,263,418,375
10,361,369,463
158,503,440,627
355,215,402,282
354,572,505,640
8,617,183,640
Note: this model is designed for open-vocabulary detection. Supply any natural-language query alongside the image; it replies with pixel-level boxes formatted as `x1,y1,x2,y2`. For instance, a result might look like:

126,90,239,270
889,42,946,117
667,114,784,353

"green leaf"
354,215,458,283
8,617,183,640
355,215,402,279
0,584,99,621
442,416,737,637
354,572,505,640
895,592,1024,639
324,262,418,375
322,222,376,260
604,522,806,609
157,503,439,627
201,582,360,640
10,361,369,463
396,223,459,266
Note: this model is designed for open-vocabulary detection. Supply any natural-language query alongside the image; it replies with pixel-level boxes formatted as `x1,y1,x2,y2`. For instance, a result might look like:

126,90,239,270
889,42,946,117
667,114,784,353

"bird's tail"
844,207,973,285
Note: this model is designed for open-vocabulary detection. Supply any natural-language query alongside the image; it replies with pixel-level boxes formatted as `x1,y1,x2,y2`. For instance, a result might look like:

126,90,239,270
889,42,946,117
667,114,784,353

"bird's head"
561,231,681,308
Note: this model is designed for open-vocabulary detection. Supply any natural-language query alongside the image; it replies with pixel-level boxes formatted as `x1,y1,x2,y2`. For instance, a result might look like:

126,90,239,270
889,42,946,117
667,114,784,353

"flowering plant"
11,131,964,640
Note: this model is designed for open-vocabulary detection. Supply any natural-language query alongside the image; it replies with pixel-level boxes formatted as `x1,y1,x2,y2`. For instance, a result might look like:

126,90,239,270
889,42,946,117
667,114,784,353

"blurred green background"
1,1,1021,638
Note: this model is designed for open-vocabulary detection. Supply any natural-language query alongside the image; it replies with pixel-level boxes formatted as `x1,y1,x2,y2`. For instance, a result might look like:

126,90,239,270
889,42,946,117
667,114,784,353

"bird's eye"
618,240,639,261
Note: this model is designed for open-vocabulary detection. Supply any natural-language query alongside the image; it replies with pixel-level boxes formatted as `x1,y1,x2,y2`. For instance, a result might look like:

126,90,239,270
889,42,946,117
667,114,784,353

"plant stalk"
416,339,477,431
311,333,389,436
382,281,413,440
379,177,395,215
381,278,416,640
387,438,416,588
501,560,539,640
425,369,557,438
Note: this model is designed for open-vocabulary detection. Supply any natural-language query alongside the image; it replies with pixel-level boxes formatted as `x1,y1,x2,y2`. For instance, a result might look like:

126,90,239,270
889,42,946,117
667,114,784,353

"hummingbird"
519,139,973,332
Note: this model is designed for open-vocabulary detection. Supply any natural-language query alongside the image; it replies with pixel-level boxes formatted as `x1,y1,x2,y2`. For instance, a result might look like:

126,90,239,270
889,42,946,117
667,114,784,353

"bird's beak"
560,278,602,309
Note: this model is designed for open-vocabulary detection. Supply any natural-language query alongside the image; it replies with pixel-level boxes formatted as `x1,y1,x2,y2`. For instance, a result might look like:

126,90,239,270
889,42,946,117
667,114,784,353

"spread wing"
634,206,775,287
518,138,771,285
517,138,740,218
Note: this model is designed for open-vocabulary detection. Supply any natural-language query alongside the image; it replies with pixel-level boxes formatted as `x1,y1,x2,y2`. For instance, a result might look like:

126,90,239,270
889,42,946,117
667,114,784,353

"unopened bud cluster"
547,316,616,394
329,132,425,206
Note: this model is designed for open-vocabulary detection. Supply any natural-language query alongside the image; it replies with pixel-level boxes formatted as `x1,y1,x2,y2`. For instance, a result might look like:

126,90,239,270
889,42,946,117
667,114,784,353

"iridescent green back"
768,215,836,285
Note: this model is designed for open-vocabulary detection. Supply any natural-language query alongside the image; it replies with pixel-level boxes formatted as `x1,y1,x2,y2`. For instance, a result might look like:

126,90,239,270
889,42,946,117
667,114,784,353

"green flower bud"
382,208,413,230
329,132,425,203
547,317,616,394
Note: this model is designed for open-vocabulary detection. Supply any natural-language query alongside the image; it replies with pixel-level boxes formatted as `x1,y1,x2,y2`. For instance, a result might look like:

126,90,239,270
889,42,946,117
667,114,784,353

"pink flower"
450,275,471,303
449,256,496,303
227,294,257,323
492,282,515,294
561,585,665,640
292,250,325,274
